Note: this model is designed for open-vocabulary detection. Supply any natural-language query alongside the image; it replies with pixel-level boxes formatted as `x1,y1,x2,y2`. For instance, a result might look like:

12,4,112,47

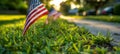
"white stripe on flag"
26,6,46,23
24,10,48,33
27,4,43,18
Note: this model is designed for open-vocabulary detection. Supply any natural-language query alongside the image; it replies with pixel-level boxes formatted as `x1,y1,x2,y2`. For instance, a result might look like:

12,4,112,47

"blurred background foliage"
0,0,120,15
114,4,120,15
60,1,71,15
0,0,27,14
0,0,52,14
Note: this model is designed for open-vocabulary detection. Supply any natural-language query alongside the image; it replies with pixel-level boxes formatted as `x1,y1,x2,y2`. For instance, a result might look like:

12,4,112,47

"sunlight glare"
50,0,66,10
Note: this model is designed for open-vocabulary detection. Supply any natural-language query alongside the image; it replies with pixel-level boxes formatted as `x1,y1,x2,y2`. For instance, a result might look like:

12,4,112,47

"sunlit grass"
64,15,84,19
0,15,26,27
0,15,47,28
65,15,120,23
0,15,26,20
69,15,83,19
84,15,120,23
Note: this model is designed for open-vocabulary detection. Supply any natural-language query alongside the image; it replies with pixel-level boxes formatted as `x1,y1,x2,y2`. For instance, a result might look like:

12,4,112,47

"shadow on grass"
0,18,25,26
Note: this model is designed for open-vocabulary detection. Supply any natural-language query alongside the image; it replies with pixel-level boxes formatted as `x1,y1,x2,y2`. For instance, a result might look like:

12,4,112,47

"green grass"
0,15,120,54
64,15,83,19
0,15,25,26
84,16,120,23
65,15,120,23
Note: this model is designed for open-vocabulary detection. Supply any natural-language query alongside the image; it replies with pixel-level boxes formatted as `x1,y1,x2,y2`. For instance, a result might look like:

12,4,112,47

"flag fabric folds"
23,0,48,35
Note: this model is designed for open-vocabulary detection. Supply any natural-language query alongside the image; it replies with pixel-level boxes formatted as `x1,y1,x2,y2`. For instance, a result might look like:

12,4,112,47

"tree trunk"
95,6,99,15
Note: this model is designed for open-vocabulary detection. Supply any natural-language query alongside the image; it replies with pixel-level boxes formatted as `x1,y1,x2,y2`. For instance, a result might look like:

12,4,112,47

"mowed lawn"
84,16,120,23
65,15,120,23
0,15,26,26
0,15,120,53
0,15,25,21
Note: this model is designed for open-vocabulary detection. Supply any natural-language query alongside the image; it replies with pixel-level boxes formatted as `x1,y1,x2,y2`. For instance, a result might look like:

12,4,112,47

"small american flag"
49,9,61,18
53,12,61,20
45,9,61,24
23,0,48,35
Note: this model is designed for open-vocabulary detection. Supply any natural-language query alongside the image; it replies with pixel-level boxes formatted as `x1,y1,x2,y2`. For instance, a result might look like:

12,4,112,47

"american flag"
49,9,61,18
23,0,48,35
53,12,61,20
45,9,61,24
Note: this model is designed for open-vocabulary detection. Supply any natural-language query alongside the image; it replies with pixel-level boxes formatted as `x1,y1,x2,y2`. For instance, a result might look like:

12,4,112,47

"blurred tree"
27,0,51,10
66,0,113,15
0,0,52,10
85,0,110,15
114,4,120,15
0,0,26,10
40,0,51,10
65,0,81,5
73,0,81,5
66,0,85,6
0,0,8,10
60,1,71,15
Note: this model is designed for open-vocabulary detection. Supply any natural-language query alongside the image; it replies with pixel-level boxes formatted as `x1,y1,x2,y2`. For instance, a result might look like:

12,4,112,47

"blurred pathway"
61,16,120,45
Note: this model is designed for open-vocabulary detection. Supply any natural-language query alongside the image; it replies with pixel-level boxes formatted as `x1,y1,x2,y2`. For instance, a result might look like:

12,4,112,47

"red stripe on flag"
24,4,44,27
27,4,44,18
26,8,47,26
23,10,48,35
